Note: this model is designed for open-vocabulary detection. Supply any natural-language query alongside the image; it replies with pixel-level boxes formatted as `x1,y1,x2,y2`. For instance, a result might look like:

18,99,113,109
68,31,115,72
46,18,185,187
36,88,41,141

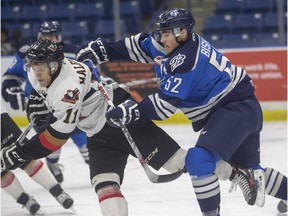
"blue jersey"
4,42,77,97
100,32,255,131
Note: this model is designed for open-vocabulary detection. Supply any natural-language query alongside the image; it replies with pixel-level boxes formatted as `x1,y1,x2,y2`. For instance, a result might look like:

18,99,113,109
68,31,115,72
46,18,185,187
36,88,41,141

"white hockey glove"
76,38,110,67
106,100,141,128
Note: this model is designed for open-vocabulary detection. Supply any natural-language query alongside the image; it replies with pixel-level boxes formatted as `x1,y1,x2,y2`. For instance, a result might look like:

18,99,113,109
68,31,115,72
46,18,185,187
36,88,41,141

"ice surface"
1,122,287,216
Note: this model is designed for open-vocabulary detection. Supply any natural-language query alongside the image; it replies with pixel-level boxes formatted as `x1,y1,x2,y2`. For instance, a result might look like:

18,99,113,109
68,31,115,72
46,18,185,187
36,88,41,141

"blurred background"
1,0,287,51
1,0,287,124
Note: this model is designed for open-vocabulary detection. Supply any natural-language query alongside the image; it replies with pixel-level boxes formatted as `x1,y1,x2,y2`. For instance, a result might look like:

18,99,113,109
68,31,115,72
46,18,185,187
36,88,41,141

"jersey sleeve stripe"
148,93,176,119
133,34,152,63
125,34,152,63
39,133,62,151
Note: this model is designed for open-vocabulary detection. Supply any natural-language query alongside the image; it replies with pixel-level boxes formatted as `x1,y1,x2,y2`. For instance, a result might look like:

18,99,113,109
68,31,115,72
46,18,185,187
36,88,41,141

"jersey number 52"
164,77,182,94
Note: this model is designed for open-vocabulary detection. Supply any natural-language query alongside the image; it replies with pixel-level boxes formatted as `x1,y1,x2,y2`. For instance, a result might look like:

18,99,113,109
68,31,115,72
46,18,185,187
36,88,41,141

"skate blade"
34,209,44,216
68,205,76,214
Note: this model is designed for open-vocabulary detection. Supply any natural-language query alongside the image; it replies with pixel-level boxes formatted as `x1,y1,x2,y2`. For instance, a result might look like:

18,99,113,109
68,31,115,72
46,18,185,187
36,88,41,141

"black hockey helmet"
38,21,62,41
155,8,195,37
26,39,64,74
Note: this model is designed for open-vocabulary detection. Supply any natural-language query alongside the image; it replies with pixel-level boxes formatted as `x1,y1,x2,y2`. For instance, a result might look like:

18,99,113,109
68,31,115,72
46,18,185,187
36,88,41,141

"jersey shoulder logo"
61,88,80,104
169,53,186,72
154,56,163,66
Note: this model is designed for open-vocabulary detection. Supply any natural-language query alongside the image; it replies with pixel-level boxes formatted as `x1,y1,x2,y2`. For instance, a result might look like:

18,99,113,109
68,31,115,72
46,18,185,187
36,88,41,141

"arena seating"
2,0,146,47
203,0,287,48
2,0,286,49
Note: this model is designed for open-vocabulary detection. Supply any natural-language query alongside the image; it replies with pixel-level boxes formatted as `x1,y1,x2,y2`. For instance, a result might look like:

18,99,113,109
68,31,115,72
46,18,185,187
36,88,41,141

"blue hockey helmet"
38,21,62,42
155,8,195,37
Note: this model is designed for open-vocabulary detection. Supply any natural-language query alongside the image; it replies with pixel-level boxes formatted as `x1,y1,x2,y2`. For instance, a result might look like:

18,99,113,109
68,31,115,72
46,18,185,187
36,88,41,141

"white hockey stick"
17,119,35,146
85,61,185,183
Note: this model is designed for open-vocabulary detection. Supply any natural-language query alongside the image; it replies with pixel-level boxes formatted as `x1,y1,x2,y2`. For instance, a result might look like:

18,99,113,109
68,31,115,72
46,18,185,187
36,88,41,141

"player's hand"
1,143,25,171
2,79,26,111
106,100,141,128
76,38,110,67
26,90,49,128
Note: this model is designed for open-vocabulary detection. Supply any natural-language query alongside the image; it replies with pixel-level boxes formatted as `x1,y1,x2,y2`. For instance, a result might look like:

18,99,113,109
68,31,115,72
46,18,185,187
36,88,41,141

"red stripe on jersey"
98,192,124,203
39,133,61,152
27,160,44,177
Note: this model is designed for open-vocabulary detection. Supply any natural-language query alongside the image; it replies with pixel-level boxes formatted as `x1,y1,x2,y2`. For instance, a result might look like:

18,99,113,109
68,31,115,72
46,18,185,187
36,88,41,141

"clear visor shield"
154,27,181,42
24,59,58,74
37,33,62,42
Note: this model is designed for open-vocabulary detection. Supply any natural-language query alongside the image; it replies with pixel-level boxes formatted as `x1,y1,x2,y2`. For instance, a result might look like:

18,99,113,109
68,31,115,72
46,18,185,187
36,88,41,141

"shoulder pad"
166,37,199,74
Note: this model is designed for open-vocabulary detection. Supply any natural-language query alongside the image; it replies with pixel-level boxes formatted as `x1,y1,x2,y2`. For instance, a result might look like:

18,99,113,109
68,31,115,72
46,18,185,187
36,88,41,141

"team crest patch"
61,88,80,104
154,56,163,66
169,53,186,72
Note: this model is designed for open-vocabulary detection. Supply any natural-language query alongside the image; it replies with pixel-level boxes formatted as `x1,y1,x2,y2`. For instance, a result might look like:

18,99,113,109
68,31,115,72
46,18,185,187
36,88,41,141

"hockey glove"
106,100,141,128
1,143,26,171
2,78,26,111
27,90,49,128
76,38,110,67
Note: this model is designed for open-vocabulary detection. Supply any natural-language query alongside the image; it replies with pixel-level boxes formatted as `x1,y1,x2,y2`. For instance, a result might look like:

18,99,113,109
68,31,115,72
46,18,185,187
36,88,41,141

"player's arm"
106,72,194,126
1,123,70,171
76,32,165,66
106,90,181,128
1,46,30,110
1,90,80,171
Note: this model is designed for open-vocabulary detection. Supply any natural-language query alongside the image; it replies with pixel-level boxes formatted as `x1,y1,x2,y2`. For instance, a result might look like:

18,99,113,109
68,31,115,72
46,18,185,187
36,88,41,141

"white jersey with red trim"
28,58,113,137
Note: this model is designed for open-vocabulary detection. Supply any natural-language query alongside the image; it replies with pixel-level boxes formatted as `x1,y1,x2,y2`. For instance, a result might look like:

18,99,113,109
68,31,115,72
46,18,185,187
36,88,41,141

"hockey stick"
85,61,185,183
1,119,35,171
17,119,34,146
120,77,158,87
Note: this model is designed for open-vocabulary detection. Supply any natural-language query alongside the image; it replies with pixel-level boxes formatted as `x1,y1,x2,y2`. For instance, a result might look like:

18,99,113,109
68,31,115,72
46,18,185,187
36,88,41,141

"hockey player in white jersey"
1,105,74,215
76,8,287,216
1,39,188,216
1,21,89,184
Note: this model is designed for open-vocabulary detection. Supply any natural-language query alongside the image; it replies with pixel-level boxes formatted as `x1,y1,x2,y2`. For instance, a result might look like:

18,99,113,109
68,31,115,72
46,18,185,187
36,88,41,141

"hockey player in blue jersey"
76,8,287,216
2,21,89,183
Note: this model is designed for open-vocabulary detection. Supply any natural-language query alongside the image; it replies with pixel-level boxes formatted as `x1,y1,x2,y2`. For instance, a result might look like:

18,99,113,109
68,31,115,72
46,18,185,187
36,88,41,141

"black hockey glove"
76,38,110,67
106,100,141,128
27,90,49,128
1,142,26,171
2,77,26,111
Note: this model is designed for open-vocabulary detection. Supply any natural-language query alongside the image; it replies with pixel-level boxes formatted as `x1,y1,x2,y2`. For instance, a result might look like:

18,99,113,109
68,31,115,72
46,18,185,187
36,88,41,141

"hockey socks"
192,174,220,215
46,148,61,163
1,171,41,215
24,159,74,209
2,171,25,200
24,159,58,189
265,167,287,200
78,145,90,164
98,185,128,216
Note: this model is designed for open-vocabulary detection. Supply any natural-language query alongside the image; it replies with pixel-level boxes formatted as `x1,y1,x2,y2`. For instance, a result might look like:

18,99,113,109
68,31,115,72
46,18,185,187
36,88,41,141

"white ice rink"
1,122,287,216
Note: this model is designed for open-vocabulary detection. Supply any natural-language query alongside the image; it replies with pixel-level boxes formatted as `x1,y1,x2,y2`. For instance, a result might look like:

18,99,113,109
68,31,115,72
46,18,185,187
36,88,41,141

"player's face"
160,30,179,54
30,63,52,87
39,34,60,42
